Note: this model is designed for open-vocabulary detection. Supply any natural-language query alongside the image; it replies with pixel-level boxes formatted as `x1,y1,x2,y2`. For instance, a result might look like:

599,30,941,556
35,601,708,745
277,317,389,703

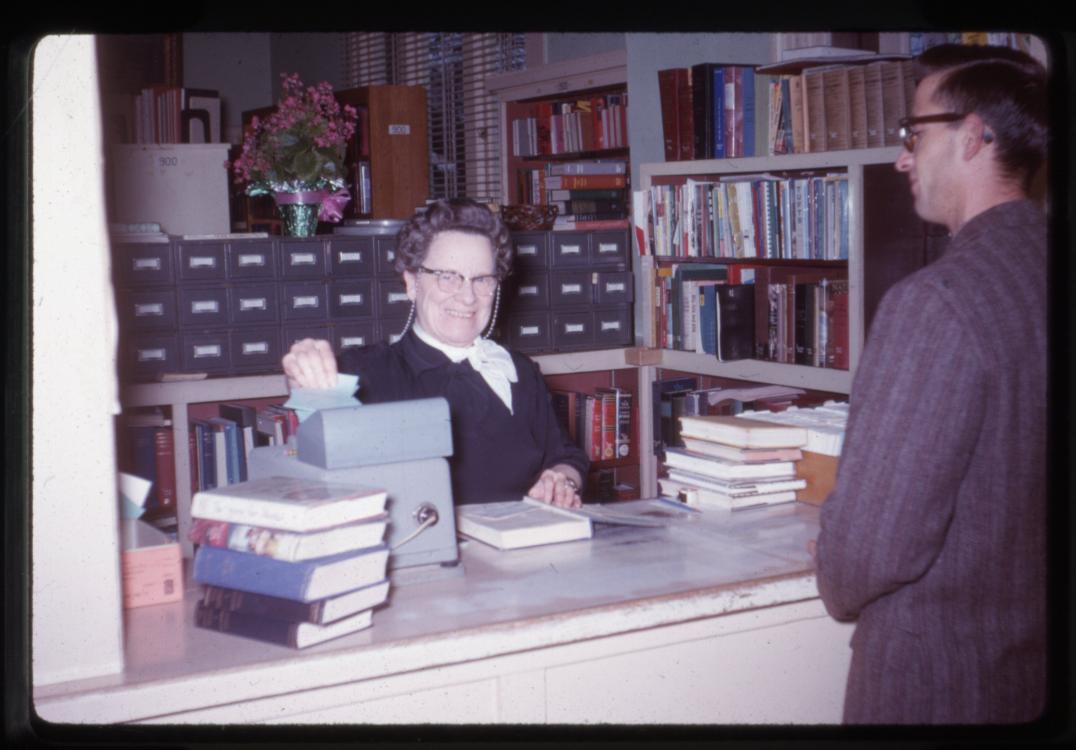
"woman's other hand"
527,465,583,509
282,338,339,390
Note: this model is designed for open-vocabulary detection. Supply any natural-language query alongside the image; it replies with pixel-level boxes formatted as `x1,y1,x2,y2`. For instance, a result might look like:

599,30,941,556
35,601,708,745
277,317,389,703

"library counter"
34,502,855,725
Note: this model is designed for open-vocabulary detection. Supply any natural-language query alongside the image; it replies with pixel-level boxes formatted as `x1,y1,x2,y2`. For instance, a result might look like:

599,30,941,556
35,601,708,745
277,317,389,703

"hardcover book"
676,414,808,448
200,578,390,625
188,514,389,562
192,543,390,602
455,497,593,550
659,477,797,511
680,437,803,463
663,468,807,497
190,476,388,532
663,448,797,481
194,601,373,649
715,283,756,362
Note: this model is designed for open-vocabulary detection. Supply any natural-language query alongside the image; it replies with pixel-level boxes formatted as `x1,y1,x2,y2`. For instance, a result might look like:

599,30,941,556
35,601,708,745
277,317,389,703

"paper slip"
118,471,152,519
284,373,361,422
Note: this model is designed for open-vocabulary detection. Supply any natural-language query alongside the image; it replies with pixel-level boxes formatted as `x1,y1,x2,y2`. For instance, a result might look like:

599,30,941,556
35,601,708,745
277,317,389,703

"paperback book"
188,513,389,562
455,497,593,550
677,414,808,449
659,477,797,511
663,447,797,481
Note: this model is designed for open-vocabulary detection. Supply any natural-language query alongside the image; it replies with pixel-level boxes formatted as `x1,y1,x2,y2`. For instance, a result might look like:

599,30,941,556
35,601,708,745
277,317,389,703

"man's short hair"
913,44,1047,189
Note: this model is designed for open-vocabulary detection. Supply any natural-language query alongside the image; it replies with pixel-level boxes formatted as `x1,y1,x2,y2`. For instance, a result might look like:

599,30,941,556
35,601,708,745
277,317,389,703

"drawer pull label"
339,294,364,305
239,297,267,311
565,323,585,333
341,336,365,347
133,257,161,271
387,292,409,303
193,344,222,358
290,252,317,266
520,325,540,336
134,303,163,317
559,244,582,255
191,300,220,314
560,283,582,294
137,348,166,362
189,256,216,268
339,251,364,262
601,320,622,331
605,282,626,293
520,285,539,296
238,254,265,267
598,242,619,254
242,341,269,355
293,295,320,308
517,244,537,256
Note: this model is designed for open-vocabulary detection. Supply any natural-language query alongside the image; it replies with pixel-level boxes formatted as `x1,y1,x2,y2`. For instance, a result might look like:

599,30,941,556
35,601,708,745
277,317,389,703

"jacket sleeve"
815,277,986,621
520,357,590,482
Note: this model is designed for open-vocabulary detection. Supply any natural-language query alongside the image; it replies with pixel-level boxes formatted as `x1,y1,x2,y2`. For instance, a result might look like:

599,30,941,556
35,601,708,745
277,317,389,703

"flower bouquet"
230,73,358,235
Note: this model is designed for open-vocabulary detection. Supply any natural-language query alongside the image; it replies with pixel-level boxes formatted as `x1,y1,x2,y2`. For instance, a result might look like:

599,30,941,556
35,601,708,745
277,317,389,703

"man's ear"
962,113,992,160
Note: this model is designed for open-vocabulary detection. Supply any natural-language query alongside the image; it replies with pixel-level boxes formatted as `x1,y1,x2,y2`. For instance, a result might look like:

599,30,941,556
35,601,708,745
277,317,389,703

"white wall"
32,34,125,687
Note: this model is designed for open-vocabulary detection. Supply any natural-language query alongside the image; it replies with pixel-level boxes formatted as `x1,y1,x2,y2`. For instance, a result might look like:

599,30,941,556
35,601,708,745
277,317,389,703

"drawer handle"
136,347,166,362
134,303,164,317
341,336,365,347
519,285,539,296
339,293,364,305
293,295,320,308
516,244,537,256
241,341,269,355
239,297,267,311
387,292,409,303
132,257,161,271
520,325,540,336
339,251,364,262
189,256,216,269
565,323,585,334
605,282,626,293
559,244,582,255
290,252,317,265
191,300,220,314
560,283,582,294
193,344,222,359
238,254,266,267
598,242,619,254
384,250,396,261
601,320,622,331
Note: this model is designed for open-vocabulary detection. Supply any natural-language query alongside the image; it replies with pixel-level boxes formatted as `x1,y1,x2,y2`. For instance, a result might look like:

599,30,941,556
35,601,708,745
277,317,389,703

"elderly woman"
283,198,588,508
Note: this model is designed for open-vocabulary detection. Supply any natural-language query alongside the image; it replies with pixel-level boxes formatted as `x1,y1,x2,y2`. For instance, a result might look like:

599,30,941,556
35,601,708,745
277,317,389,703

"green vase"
277,201,320,237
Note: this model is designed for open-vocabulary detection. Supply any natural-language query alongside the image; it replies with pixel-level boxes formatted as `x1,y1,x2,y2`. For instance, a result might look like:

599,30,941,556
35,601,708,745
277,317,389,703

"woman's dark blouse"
336,331,589,505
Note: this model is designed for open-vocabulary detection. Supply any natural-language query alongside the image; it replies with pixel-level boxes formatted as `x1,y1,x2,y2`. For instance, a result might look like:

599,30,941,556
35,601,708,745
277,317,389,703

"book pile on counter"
659,414,809,510
189,476,391,649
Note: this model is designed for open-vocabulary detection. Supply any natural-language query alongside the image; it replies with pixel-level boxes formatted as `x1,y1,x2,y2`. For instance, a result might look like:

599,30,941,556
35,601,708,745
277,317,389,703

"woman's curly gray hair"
394,198,513,277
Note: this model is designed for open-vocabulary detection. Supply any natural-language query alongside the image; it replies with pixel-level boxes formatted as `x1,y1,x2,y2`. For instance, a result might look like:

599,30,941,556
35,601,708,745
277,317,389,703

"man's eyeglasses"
417,266,500,297
898,113,967,152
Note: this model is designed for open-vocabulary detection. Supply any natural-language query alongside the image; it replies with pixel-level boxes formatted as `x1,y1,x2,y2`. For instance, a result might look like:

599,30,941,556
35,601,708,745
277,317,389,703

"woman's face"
402,230,497,347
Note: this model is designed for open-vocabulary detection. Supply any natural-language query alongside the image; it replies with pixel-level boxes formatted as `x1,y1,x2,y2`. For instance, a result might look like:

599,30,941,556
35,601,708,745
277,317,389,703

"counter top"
34,500,824,724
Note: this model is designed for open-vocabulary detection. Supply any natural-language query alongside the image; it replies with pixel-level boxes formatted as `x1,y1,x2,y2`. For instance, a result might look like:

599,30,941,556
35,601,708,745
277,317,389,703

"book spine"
153,427,176,513
201,584,317,623
195,601,301,647
616,390,632,459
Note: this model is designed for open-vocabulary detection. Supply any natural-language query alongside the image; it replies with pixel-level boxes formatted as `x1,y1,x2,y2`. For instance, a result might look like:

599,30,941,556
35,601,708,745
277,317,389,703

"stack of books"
658,414,808,510
189,475,391,649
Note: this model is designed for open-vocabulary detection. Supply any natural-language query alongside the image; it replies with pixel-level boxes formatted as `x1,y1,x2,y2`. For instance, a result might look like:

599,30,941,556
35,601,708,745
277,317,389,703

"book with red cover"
544,174,628,190
153,427,177,513
825,278,850,369
657,68,683,161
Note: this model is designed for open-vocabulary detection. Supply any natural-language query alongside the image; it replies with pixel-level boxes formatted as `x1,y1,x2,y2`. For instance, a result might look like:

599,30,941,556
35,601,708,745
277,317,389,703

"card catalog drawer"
178,286,229,327
551,310,594,350
328,279,374,319
503,272,549,312
334,320,377,352
283,324,331,349
510,232,549,269
592,306,633,347
550,232,589,267
375,237,400,277
378,317,411,346
328,238,375,277
125,333,179,380
176,242,226,281
180,330,230,372
589,230,630,266
594,271,634,305
228,283,279,325
226,241,276,280
120,288,177,331
281,282,328,320
280,239,327,278
116,242,173,286
229,327,281,372
377,279,412,319
506,312,551,353
549,270,595,308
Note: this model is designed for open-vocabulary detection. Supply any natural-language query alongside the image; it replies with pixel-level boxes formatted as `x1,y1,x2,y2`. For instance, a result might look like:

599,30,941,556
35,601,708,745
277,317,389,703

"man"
813,44,1048,724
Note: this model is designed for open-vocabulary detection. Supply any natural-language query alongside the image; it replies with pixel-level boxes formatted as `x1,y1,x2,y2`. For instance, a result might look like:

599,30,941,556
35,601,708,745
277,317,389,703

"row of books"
111,86,222,145
659,414,809,510
510,93,629,158
190,475,391,649
649,262,849,368
640,172,849,260
190,403,299,493
551,387,633,463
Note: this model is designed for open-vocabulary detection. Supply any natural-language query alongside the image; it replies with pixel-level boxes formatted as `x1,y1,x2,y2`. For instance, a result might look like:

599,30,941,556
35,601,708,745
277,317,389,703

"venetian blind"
344,32,526,202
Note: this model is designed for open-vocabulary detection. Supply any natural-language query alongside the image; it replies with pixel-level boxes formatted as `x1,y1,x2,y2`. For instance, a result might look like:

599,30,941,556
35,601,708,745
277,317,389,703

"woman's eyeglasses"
897,112,967,152
418,266,500,297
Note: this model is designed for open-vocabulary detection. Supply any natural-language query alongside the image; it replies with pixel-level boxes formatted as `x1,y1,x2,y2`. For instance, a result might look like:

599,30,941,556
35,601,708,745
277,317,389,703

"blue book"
193,543,391,603
191,418,216,490
209,416,245,483
699,283,719,355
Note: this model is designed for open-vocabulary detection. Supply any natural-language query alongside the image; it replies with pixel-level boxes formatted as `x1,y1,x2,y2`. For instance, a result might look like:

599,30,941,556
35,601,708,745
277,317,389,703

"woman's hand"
527,465,583,509
281,338,339,390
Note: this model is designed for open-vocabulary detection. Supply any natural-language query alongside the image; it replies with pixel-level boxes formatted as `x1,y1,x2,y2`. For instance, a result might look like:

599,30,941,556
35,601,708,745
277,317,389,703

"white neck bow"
413,324,518,414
